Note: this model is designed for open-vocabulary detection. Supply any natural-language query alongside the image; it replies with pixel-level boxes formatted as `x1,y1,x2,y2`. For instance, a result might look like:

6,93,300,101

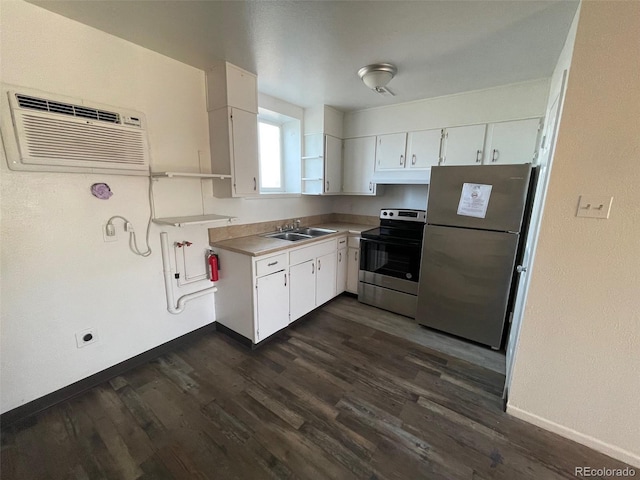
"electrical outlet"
75,328,98,348
103,224,117,242
576,195,613,219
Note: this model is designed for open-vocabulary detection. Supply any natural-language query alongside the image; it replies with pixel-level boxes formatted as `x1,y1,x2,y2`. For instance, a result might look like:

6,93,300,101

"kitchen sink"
262,227,337,242
264,232,312,242
292,227,337,237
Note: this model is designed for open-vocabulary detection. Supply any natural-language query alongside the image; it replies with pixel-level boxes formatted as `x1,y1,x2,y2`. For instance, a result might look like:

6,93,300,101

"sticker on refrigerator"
457,183,493,218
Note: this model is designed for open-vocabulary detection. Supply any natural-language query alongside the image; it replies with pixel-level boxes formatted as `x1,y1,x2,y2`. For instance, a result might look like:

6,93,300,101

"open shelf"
153,214,236,227
151,172,231,179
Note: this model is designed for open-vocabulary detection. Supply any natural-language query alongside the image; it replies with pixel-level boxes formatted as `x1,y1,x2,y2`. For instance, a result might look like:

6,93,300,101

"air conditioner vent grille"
16,94,121,124
21,114,147,166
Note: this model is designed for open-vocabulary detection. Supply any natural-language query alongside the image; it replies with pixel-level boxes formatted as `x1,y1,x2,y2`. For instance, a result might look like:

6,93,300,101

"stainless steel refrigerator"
416,163,534,349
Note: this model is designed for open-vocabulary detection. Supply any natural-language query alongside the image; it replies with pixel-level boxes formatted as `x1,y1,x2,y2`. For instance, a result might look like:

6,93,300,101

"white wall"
0,1,213,413
508,1,640,468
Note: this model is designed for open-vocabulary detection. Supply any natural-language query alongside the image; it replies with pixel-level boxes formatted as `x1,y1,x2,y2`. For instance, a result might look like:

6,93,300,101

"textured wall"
508,1,640,467
0,1,214,412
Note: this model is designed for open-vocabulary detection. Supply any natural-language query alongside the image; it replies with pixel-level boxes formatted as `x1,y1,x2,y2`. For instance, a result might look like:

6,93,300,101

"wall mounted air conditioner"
0,84,150,175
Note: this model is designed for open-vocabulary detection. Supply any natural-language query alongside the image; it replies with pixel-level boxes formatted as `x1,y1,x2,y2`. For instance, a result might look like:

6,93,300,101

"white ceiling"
29,0,579,112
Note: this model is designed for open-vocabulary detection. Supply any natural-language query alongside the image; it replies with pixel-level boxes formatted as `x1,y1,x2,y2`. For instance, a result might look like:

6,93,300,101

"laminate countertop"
210,222,372,257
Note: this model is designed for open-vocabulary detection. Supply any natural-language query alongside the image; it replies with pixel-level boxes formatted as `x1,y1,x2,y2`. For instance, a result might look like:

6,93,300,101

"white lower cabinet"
289,260,316,321
214,250,289,344
214,235,360,345
316,251,337,306
289,239,337,322
336,247,347,294
346,246,360,294
256,270,289,342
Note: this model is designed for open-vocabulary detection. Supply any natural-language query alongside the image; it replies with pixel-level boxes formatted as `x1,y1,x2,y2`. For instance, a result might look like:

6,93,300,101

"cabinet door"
324,135,343,194
343,137,376,195
316,252,337,306
255,270,289,342
441,124,486,166
289,260,316,322
485,118,541,165
375,133,407,170
407,129,442,169
230,108,260,196
346,247,359,294
336,247,347,295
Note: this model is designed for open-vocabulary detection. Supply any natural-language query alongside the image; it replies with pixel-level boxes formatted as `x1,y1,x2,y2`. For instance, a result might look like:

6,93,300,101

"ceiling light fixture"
358,63,397,96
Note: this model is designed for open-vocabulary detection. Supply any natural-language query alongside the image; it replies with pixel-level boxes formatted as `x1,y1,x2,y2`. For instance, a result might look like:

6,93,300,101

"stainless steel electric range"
358,208,427,318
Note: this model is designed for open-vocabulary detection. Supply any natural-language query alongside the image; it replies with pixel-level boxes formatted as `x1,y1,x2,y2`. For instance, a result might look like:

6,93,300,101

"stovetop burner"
361,208,427,245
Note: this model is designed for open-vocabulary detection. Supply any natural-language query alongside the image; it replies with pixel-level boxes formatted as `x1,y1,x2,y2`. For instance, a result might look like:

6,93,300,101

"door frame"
503,70,568,404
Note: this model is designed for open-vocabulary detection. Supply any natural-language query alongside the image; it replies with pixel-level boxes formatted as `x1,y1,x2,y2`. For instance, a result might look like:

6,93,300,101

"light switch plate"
576,195,613,219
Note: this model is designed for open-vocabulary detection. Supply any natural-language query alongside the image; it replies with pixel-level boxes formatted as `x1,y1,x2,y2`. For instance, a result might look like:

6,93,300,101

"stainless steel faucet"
294,219,301,229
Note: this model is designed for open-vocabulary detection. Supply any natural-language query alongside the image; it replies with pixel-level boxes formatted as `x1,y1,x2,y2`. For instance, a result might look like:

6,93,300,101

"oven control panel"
379,209,426,222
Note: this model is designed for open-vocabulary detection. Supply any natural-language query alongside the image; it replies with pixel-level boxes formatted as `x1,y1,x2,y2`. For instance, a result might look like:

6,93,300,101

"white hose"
160,232,217,315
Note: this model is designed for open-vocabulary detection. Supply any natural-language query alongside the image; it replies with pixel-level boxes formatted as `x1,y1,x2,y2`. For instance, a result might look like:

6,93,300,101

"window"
257,104,301,195
258,121,283,191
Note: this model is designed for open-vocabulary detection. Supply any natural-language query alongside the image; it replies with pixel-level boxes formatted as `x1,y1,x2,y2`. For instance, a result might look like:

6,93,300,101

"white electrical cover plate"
576,195,613,219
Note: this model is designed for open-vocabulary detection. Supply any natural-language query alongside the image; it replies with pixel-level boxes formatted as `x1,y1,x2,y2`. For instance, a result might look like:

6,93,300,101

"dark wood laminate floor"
1,296,633,479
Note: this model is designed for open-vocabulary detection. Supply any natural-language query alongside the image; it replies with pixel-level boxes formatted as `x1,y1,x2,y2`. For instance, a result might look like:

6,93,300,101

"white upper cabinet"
343,136,377,195
324,135,343,194
229,108,260,196
207,62,260,197
302,105,344,195
484,118,541,165
206,62,258,114
406,129,442,169
441,124,487,166
375,133,407,170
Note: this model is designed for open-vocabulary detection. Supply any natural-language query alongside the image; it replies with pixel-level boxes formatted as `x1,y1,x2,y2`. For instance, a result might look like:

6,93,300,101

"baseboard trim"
507,404,640,469
1,322,217,427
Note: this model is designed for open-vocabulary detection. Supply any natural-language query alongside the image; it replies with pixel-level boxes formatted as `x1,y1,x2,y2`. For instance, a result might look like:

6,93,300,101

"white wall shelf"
151,172,232,179
153,214,236,227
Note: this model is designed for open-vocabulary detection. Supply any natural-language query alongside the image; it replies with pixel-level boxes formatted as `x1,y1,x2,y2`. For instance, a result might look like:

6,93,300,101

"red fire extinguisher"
208,253,219,282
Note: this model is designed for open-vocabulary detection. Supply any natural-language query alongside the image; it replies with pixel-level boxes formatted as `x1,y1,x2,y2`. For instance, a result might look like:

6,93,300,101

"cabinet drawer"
348,236,361,248
290,239,337,266
255,253,288,277
336,235,348,249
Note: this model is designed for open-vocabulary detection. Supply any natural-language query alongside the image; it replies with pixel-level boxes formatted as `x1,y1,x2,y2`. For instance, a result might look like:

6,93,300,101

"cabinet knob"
492,149,499,162
326,180,330,191
412,154,417,165
318,259,321,271
284,273,287,286
369,181,373,191
400,155,404,166
476,150,482,163
311,263,315,274
339,252,342,262
253,177,257,190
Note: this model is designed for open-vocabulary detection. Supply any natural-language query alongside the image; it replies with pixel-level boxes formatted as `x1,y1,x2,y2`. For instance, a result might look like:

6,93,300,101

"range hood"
372,168,431,185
